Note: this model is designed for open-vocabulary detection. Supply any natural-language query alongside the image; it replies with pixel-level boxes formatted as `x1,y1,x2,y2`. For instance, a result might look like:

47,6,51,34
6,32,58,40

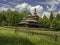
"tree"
21,11,30,17
0,9,30,26
39,15,50,28
5,9,14,26
0,13,2,26
52,19,57,29
54,14,60,30
49,11,54,28
49,11,54,22
56,14,60,20
11,10,23,26
0,11,7,26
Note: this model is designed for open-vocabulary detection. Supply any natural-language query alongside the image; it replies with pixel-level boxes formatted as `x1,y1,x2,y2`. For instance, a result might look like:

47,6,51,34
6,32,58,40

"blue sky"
0,0,60,17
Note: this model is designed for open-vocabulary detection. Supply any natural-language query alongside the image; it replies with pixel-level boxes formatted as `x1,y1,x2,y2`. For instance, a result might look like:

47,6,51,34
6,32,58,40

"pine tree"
49,11,54,28
56,14,60,20
49,11,54,22
39,15,50,28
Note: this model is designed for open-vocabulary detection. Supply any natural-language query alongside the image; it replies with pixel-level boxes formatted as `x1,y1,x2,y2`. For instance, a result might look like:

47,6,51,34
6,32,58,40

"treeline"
0,9,60,30
39,11,60,30
0,9,29,26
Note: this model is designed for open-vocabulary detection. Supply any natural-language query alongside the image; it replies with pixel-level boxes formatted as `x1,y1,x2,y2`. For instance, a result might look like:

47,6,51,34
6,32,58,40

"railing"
14,27,60,41
0,27,60,45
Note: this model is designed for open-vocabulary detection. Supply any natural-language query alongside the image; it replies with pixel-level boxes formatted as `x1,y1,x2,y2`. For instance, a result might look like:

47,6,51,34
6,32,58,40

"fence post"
54,35,57,41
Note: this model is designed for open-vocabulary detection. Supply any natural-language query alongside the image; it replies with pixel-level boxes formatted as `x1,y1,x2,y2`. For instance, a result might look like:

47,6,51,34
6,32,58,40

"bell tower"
32,8,39,21
34,8,37,15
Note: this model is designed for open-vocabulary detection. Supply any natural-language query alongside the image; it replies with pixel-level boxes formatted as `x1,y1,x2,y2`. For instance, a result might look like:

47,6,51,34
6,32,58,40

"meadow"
0,27,60,45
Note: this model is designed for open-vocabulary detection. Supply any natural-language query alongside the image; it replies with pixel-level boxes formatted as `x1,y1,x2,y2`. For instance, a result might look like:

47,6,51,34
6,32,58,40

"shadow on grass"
0,35,35,45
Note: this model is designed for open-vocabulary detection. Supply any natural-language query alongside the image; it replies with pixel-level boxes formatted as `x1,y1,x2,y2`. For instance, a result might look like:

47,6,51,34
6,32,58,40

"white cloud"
28,5,43,15
46,0,60,11
38,0,60,11
57,0,60,1
15,3,28,10
38,0,60,5
58,11,60,14
0,6,8,12
47,6,56,11
0,6,15,12
0,3,15,12
15,3,43,16
46,0,59,5
42,11,50,18
42,11,58,18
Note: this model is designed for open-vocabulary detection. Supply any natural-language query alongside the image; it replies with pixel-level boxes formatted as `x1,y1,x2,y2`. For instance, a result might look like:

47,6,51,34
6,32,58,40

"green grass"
0,27,60,45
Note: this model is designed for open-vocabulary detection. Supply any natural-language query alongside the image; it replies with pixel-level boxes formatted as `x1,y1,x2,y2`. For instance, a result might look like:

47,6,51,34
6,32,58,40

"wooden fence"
14,27,60,41
0,27,60,41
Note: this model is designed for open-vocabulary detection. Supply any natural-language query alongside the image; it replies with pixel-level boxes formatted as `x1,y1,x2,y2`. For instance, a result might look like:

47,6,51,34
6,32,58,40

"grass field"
0,27,60,45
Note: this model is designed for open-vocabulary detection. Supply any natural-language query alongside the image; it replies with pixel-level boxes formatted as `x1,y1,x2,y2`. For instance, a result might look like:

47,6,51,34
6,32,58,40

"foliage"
0,9,60,30
52,14,60,30
39,12,60,30
49,11,54,22
56,14,60,20
39,15,50,28
0,9,29,26
55,14,60,30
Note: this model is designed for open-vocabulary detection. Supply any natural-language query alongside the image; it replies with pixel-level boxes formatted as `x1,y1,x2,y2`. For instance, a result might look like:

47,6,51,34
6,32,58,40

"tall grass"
0,27,60,45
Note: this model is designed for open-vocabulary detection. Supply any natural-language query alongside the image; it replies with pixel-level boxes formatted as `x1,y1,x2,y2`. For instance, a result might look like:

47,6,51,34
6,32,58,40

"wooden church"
18,8,39,28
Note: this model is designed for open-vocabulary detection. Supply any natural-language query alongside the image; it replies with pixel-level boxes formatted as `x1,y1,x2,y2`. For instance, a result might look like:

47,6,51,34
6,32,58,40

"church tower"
34,8,37,15
32,8,39,21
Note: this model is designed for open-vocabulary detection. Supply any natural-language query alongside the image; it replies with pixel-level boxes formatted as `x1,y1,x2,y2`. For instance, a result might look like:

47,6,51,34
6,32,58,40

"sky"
0,0,60,17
